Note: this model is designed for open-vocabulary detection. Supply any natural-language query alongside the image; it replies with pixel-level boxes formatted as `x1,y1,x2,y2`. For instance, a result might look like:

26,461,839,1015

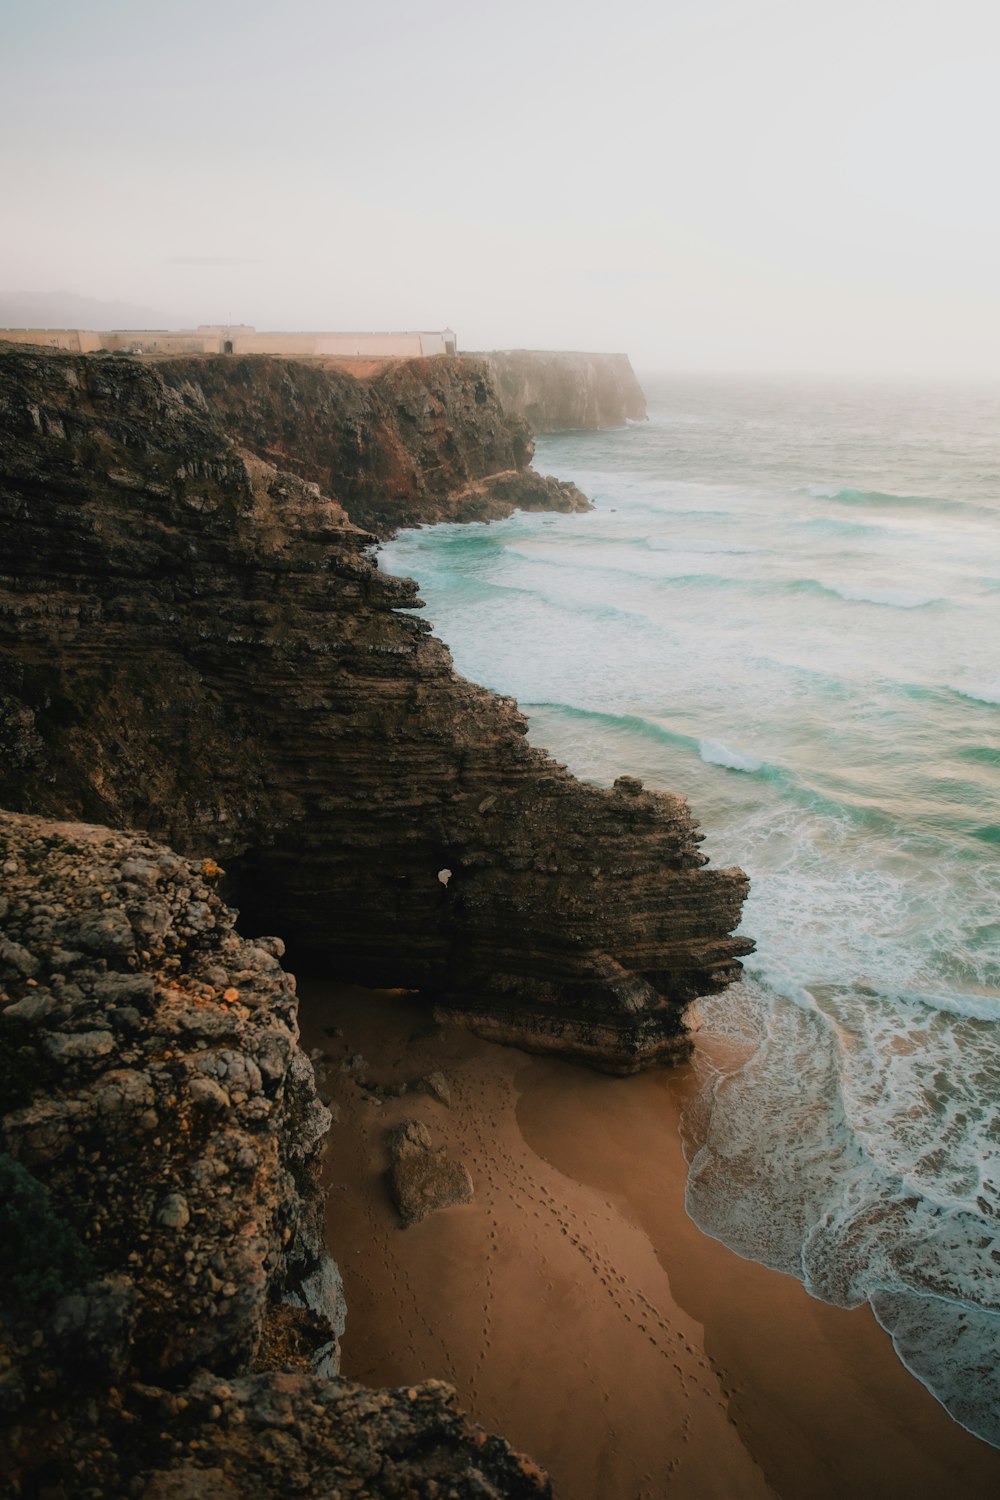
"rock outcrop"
0,344,751,1075
0,809,549,1498
155,352,590,536
386,1119,474,1227
475,350,647,431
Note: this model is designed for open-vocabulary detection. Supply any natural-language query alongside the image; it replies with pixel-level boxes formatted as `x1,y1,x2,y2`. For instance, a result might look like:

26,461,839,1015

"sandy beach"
297,982,1000,1500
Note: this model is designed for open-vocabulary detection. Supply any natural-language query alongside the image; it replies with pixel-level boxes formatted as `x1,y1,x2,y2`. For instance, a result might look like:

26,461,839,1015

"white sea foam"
832,584,941,608
698,739,764,773
871,1291,1000,1448
686,977,1000,1440
386,375,1000,1446
645,537,761,555
949,679,1000,706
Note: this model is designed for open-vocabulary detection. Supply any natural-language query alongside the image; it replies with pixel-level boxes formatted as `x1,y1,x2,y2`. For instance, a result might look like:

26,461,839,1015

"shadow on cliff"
0,344,751,1075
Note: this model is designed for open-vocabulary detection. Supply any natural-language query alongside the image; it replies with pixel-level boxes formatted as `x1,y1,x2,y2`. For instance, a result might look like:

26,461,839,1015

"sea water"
379,374,1000,1447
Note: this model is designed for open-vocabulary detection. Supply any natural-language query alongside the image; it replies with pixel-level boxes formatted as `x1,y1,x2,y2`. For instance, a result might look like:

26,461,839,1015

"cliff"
475,350,647,431
0,345,751,1077
0,809,549,1498
154,352,590,537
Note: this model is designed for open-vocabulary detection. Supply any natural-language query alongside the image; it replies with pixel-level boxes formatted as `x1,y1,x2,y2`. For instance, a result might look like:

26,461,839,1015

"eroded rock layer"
476,350,648,431
0,345,751,1074
155,352,590,535
0,809,549,1498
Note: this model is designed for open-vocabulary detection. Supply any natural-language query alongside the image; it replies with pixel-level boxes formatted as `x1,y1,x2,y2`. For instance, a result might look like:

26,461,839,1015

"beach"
298,982,1000,1499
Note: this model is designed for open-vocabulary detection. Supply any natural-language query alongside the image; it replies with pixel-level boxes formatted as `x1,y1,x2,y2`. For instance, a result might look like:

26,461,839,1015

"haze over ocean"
381,373,1000,1447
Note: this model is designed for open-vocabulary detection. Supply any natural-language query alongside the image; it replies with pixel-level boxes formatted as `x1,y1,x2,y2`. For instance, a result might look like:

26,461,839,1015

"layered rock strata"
155,351,591,536
0,809,549,1498
476,350,647,431
0,344,751,1075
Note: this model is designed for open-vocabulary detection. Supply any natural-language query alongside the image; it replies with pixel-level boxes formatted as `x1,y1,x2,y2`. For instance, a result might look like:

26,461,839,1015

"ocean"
378,372,1000,1448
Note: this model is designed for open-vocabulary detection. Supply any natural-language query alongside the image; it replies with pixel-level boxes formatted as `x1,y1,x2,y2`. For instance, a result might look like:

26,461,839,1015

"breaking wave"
384,372,1000,1446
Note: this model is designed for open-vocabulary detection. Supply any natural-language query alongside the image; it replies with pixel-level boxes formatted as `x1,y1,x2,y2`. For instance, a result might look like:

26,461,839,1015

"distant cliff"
0,345,750,1076
475,350,647,432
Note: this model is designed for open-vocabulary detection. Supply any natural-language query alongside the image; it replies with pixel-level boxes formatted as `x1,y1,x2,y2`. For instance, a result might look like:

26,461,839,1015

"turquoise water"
379,374,1000,1446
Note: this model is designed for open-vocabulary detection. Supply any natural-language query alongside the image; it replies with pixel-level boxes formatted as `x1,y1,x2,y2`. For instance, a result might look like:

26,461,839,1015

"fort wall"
0,325,457,358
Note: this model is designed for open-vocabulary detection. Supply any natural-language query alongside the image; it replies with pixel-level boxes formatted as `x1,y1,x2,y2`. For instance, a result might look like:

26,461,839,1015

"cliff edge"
475,350,647,431
0,346,751,1076
154,352,590,537
0,809,549,1498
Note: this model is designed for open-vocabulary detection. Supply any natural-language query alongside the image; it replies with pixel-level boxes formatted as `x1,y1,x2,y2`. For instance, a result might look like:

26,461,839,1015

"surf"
381,370,1000,1448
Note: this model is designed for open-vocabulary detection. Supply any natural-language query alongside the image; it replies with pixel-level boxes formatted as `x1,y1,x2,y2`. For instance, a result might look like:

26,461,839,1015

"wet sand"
297,982,1000,1499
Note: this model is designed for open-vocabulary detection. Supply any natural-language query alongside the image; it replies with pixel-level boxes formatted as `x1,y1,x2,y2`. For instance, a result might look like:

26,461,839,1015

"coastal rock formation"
0,344,751,1074
476,350,647,431
155,351,590,536
386,1119,474,1227
0,810,336,1378
0,809,550,1498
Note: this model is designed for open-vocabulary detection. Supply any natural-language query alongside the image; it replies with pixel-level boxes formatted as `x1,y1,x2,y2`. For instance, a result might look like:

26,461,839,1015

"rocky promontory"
475,350,647,432
0,809,550,1497
0,345,752,1077
155,352,590,536
0,342,750,1494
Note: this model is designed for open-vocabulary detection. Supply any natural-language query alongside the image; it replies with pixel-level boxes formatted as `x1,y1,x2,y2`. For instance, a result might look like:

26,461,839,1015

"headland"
0,340,745,1495
4,339,994,1497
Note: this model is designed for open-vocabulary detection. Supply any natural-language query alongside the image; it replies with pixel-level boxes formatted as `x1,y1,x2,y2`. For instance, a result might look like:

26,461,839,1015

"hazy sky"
4,0,1000,373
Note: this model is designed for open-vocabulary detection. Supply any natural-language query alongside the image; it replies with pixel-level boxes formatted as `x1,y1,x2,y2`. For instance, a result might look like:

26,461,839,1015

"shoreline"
298,982,1000,1499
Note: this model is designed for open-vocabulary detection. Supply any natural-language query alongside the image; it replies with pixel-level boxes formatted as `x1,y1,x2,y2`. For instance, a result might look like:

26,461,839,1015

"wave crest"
698,738,764,773
950,681,1000,706
832,584,941,608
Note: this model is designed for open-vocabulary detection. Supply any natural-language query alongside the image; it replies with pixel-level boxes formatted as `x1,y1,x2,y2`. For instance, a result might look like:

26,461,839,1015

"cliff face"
154,352,590,537
0,345,751,1075
0,810,549,1499
476,350,647,431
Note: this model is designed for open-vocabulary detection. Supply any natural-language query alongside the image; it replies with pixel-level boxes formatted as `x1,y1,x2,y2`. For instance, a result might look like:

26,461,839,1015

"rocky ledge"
0,809,549,1498
0,344,751,1075
154,352,591,536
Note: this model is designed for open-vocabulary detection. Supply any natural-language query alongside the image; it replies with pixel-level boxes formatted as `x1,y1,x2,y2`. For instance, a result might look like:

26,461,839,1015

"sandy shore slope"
298,983,1000,1500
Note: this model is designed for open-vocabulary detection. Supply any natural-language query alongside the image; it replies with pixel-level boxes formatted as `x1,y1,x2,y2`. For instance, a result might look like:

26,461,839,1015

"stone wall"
0,326,456,358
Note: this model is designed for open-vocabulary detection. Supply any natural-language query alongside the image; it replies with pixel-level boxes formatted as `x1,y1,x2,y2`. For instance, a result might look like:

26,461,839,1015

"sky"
4,0,1000,374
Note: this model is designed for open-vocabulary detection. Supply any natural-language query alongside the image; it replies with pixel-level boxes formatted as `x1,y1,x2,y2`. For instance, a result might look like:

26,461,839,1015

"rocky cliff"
0,809,549,1498
475,350,647,432
154,352,590,537
0,345,751,1076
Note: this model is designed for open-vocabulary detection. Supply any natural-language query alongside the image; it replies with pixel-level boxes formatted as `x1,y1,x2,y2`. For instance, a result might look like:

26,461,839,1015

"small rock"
0,939,40,977
156,1193,191,1230
110,1005,144,1035
44,1029,116,1063
388,1119,433,1157
188,1075,231,1113
77,909,136,958
4,988,56,1023
417,1071,451,1108
95,972,156,1009
386,1119,473,1227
